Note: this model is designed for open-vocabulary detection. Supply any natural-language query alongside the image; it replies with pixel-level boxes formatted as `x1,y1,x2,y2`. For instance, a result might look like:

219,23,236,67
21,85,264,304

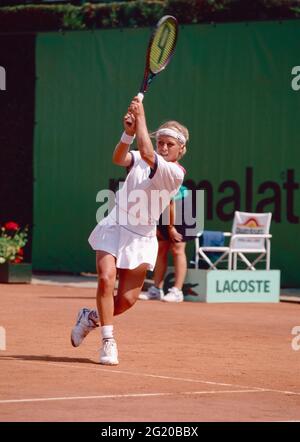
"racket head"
149,15,178,74
140,15,178,94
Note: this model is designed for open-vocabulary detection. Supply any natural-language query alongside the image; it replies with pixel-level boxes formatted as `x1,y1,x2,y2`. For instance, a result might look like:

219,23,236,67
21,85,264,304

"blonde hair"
153,120,189,159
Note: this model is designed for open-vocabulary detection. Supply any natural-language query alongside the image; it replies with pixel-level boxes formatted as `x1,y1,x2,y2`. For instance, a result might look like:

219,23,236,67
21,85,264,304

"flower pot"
0,262,32,283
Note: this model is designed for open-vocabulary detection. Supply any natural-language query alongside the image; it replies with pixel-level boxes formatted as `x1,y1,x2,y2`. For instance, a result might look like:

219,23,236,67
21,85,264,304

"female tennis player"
71,96,188,365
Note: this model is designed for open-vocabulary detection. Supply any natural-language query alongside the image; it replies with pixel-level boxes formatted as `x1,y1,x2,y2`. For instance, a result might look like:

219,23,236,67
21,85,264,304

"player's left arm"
112,112,136,167
129,97,156,168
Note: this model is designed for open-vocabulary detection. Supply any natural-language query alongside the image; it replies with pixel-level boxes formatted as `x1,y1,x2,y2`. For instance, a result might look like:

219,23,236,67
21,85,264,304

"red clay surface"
0,283,300,422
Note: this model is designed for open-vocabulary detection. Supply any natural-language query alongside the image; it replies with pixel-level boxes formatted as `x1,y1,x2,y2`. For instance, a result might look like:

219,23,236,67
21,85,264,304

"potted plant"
0,221,32,283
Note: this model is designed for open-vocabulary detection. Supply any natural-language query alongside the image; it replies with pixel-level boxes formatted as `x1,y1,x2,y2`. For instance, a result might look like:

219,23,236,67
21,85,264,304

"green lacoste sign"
164,268,280,303
207,270,280,303
215,279,271,294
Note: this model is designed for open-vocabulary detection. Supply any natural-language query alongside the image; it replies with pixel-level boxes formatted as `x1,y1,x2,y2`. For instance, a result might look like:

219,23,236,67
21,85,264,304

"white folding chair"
195,231,231,270
194,211,272,271
229,211,272,270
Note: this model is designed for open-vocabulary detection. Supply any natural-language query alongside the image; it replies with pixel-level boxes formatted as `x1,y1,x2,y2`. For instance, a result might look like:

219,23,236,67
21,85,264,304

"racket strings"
149,21,177,74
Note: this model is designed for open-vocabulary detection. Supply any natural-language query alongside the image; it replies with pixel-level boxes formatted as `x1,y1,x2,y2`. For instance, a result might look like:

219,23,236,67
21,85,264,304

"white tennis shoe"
71,307,99,347
100,338,119,365
162,287,184,303
138,286,164,300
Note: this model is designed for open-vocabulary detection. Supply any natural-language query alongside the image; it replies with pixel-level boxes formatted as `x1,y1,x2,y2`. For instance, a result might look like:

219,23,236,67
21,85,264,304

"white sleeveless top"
112,151,185,237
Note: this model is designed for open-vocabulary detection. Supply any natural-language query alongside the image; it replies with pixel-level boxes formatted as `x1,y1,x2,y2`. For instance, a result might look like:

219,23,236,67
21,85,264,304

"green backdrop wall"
33,21,300,285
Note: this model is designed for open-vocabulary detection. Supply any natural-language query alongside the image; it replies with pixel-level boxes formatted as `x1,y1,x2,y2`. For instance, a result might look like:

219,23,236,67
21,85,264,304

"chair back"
231,211,272,251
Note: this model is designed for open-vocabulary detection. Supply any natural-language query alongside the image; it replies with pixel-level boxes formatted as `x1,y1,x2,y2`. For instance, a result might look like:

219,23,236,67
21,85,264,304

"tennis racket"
137,15,178,102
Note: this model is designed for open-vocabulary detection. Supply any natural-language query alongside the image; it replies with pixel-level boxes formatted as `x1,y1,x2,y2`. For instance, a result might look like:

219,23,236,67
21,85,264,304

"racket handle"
137,92,144,102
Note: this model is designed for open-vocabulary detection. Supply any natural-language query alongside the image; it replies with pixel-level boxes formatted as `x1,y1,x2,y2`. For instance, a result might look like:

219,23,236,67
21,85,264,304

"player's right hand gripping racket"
137,15,178,102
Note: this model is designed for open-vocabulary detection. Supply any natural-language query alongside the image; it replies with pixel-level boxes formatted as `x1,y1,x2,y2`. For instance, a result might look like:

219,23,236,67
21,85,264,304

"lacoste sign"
207,270,280,302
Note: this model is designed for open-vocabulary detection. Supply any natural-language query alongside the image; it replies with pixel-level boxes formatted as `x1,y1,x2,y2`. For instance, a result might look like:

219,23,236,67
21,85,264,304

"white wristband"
121,131,136,145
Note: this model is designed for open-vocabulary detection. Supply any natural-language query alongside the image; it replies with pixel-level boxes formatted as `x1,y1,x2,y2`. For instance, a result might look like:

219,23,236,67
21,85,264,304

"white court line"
0,390,264,405
2,357,300,397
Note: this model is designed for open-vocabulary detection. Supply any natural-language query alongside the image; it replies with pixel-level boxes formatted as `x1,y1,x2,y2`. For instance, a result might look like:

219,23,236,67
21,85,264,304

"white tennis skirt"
88,212,158,271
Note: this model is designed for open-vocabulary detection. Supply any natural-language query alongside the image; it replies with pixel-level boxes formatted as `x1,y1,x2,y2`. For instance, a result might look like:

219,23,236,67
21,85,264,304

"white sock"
101,325,114,340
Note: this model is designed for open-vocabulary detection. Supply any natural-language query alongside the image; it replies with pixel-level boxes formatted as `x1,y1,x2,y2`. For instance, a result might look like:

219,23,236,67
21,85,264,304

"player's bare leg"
71,250,116,350
114,264,148,315
96,251,117,326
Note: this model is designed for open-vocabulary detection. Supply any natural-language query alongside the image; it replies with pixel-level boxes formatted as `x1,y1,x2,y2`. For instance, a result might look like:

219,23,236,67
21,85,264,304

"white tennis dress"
88,151,185,270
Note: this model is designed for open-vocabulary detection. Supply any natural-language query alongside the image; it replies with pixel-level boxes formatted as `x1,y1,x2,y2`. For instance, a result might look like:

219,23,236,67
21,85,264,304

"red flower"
4,221,19,231
17,248,24,256
13,258,22,264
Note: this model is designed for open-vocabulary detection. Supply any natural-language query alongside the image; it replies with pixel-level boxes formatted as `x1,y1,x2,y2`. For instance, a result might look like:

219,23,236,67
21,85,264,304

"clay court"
0,282,299,422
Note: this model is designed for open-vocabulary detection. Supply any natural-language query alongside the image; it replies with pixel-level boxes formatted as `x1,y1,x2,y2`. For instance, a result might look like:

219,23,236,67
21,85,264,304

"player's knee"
120,292,136,308
97,273,115,293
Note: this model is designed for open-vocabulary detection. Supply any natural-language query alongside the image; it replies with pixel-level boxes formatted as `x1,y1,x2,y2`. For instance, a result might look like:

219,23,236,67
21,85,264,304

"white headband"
156,128,186,145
